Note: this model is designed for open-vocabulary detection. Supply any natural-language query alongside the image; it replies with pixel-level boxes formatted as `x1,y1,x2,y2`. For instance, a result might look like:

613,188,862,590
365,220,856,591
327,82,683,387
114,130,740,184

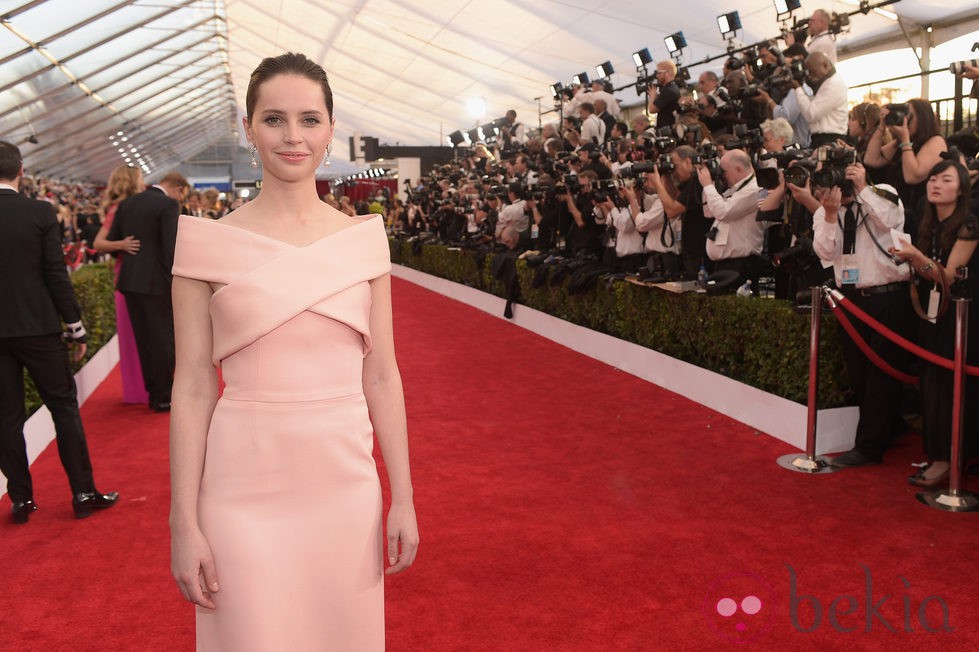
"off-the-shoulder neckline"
184,213,381,248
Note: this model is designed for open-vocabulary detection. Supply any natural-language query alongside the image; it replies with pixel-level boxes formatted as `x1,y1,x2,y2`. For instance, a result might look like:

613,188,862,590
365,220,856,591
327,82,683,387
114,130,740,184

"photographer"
631,167,683,277
664,145,711,277
594,182,646,272
750,46,812,148
560,170,603,257
786,8,838,64
698,149,766,288
863,99,947,233
810,161,913,468
495,182,530,245
525,180,560,250
578,102,606,146
791,52,847,147
646,59,682,129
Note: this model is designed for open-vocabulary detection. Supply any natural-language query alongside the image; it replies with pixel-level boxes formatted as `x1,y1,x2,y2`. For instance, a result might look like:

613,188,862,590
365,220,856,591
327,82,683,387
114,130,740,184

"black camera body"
884,103,909,126
812,147,858,194
727,124,764,151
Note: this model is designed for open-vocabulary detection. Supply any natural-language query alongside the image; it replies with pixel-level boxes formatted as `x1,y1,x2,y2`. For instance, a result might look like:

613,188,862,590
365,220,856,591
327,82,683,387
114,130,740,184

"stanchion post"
918,297,979,512
778,286,835,474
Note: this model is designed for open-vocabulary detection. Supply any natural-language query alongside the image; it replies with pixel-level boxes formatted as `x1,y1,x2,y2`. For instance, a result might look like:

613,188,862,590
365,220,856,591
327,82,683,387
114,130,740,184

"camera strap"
660,211,676,249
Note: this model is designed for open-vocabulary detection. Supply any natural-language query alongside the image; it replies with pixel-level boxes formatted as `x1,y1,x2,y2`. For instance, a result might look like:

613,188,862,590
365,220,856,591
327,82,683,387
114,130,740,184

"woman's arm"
902,135,947,185
169,275,221,608
363,273,419,575
863,124,895,169
894,239,979,286
93,222,140,254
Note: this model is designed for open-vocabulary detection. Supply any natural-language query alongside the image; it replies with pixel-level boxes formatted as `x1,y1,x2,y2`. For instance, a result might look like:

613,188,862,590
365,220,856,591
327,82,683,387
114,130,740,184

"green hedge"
24,263,117,416
391,240,851,407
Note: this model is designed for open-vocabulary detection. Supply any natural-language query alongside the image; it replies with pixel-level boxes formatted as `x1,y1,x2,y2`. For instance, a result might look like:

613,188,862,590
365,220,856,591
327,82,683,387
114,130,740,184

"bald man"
646,59,681,129
697,149,766,289
791,51,848,147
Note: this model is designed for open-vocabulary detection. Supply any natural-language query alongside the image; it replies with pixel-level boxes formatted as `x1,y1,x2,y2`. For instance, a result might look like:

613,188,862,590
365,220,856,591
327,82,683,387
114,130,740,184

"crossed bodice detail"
172,215,391,401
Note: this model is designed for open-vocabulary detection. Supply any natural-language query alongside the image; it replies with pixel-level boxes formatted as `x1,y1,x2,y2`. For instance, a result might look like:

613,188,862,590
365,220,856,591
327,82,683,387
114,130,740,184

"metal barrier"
777,286,979,512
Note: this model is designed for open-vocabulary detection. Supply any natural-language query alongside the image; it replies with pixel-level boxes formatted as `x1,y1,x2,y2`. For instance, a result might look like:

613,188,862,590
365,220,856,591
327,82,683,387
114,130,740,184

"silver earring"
249,144,258,168
324,141,333,167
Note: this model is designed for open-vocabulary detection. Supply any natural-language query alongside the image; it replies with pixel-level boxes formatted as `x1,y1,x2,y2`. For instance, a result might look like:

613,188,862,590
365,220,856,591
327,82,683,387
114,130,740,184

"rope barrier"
829,289,979,376
830,306,919,385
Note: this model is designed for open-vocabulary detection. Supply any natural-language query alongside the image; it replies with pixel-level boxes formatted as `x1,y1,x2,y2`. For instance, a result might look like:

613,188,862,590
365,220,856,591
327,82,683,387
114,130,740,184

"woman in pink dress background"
94,165,147,404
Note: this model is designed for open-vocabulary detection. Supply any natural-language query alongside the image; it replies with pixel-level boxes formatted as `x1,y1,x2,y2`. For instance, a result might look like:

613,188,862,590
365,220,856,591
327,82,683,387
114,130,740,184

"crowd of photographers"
392,17,979,477
394,13,979,304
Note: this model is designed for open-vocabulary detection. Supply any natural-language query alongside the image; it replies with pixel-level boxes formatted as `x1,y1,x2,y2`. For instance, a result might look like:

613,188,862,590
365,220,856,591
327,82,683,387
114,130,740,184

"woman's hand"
890,114,910,145
889,240,925,267
385,501,419,575
172,526,219,609
120,235,141,255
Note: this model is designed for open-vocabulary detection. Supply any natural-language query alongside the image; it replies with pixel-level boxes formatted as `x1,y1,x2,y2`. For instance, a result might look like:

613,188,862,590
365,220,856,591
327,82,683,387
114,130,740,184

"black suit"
0,188,98,502
107,187,179,407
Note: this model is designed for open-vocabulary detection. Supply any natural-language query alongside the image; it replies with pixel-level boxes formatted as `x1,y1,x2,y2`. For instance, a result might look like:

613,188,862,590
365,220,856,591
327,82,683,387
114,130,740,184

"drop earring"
249,144,258,168
324,141,333,167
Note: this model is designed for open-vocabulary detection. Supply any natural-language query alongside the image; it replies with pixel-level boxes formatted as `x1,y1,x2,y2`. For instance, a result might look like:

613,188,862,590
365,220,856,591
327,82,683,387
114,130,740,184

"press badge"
841,254,860,285
927,285,940,323
714,222,729,246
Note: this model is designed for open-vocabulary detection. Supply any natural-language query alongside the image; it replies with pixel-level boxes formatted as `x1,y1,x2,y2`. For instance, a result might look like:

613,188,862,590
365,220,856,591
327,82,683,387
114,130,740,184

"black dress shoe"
11,499,37,524
151,402,171,412
72,491,119,519
830,448,881,468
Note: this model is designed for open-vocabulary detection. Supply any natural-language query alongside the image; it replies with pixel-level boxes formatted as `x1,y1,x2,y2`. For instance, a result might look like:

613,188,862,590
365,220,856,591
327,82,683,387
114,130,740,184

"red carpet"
2,276,978,650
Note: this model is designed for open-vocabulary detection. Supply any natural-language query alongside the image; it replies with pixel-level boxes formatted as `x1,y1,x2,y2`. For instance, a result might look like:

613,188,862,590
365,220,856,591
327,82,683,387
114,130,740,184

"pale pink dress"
171,214,389,651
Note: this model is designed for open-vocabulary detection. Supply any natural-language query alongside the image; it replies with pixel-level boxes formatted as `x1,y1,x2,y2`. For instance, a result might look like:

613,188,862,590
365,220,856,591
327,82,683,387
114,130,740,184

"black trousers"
124,291,175,406
838,287,914,459
0,334,95,502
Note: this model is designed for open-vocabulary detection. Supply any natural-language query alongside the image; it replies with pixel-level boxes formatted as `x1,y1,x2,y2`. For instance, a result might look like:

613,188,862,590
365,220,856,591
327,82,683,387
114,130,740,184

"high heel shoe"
907,464,949,489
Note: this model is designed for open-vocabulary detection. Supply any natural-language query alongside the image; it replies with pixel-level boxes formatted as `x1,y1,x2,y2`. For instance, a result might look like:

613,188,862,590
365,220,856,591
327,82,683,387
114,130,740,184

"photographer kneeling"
809,160,915,468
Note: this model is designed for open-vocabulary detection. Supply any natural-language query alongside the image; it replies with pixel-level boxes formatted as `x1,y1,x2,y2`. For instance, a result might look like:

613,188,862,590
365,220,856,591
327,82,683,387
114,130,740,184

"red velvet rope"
830,292,979,376
830,307,919,385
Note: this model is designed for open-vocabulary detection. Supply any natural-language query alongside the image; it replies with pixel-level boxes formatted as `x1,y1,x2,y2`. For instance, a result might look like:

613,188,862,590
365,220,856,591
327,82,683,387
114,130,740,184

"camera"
884,103,909,126
727,124,764,151
784,159,816,187
618,160,657,178
812,147,858,194
950,58,979,75
755,167,781,190
772,237,817,269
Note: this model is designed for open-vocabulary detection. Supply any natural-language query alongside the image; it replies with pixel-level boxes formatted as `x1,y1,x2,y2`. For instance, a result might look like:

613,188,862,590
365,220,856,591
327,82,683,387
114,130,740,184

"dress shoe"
72,491,120,519
830,449,881,468
11,499,37,525
151,402,171,412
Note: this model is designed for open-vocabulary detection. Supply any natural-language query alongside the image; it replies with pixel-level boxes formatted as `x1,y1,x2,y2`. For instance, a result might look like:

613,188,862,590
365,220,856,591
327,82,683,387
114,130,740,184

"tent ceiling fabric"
1,1,976,182
0,0,236,182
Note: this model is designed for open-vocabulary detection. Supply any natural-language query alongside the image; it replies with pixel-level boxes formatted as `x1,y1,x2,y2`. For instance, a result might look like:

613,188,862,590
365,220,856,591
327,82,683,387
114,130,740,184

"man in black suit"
106,171,189,411
0,141,118,523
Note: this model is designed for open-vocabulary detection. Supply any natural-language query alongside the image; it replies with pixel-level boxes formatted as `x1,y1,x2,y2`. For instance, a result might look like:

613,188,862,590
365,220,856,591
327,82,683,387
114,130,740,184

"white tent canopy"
1,0,976,182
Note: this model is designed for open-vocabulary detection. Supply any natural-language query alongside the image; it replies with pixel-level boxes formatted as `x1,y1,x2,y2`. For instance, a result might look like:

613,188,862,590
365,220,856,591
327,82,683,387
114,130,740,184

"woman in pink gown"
93,165,147,405
169,53,419,651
